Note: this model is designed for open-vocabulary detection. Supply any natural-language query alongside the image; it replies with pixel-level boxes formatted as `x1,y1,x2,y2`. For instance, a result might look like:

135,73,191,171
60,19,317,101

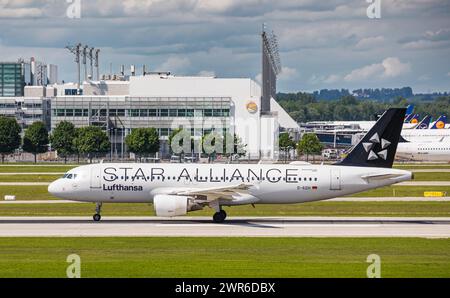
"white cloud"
355,36,385,50
382,57,411,77
254,67,297,83
447,72,450,77
402,39,449,50
158,56,191,73
402,28,450,50
307,74,340,85
344,57,411,82
323,74,341,83
0,0,448,92
0,7,42,18
278,66,298,81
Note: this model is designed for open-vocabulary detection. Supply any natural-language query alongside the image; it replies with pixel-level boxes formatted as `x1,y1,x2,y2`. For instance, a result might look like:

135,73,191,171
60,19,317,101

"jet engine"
153,194,203,217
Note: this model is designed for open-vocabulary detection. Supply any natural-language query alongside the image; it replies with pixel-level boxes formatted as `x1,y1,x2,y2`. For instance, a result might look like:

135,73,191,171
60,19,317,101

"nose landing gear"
93,202,102,222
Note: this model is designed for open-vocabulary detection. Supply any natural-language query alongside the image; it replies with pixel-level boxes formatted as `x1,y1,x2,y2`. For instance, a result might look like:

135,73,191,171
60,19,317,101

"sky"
0,0,449,93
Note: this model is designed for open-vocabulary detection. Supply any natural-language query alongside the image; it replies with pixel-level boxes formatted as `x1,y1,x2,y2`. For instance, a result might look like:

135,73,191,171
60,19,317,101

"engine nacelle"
153,195,202,217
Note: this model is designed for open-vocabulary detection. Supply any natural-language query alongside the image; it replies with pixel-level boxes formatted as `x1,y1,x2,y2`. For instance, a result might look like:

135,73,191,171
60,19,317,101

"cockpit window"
62,173,77,179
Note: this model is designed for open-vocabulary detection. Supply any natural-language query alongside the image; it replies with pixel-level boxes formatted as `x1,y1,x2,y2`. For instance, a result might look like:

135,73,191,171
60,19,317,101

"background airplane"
397,139,450,161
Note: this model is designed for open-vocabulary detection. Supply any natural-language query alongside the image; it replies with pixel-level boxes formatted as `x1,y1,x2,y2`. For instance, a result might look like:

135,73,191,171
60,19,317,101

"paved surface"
0,216,449,238
1,197,450,204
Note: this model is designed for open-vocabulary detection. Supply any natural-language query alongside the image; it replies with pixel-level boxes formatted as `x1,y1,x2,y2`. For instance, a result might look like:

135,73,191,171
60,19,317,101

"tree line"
276,93,450,123
0,117,111,164
0,117,247,163
279,132,323,162
285,87,416,101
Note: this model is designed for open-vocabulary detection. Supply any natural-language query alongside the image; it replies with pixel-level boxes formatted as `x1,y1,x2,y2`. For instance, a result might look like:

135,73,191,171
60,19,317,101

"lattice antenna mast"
82,45,89,82
263,29,281,75
94,49,100,80
261,24,282,113
65,43,82,89
87,47,95,80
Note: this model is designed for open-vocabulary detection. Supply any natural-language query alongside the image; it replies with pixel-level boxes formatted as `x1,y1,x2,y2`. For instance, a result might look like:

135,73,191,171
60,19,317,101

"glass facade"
51,96,232,158
0,63,24,97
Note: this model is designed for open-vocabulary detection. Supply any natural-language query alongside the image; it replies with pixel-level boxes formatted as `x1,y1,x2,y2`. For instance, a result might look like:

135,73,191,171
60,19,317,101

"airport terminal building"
0,72,299,160
50,74,299,159
0,30,300,161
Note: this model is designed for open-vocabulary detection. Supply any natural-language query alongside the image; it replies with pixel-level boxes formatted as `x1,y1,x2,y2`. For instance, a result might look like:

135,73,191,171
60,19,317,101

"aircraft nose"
48,180,63,197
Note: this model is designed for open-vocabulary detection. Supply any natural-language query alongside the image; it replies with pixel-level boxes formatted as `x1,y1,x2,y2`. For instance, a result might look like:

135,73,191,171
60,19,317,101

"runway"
0,216,449,238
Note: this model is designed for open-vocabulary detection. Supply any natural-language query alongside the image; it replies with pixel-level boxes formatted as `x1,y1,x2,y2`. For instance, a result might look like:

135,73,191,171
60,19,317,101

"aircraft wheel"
219,210,227,220
213,211,226,223
93,214,101,222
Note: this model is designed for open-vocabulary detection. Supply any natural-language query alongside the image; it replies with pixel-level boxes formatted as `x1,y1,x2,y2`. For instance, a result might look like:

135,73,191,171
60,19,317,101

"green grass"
349,186,450,197
0,186,56,200
0,175,60,182
394,164,450,170
0,201,449,217
0,165,75,173
411,172,450,181
0,237,448,277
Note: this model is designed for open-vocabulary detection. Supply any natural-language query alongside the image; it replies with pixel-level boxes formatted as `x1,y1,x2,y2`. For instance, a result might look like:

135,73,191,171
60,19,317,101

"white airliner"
396,140,450,161
49,108,412,223
401,129,450,142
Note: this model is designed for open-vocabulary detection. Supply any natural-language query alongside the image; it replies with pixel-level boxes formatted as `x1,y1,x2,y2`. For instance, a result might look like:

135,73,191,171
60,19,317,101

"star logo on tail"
363,133,391,161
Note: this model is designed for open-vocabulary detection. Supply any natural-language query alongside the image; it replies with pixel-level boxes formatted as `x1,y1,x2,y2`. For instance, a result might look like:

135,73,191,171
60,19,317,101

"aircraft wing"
167,183,254,201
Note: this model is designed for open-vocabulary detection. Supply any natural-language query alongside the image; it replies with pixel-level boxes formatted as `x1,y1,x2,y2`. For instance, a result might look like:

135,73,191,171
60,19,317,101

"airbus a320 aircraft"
48,108,412,223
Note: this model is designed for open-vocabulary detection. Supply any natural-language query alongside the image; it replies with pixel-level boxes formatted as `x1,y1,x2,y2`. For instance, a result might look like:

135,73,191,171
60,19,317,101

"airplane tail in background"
415,115,431,129
430,115,447,129
405,104,414,116
404,113,413,123
409,113,420,124
403,104,414,123
336,108,406,168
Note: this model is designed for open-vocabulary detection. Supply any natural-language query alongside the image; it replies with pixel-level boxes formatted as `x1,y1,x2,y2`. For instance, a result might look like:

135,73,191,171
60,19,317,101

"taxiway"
0,216,448,238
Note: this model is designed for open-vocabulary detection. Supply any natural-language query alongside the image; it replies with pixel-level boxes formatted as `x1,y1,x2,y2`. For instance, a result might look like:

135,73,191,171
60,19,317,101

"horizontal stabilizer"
361,173,405,181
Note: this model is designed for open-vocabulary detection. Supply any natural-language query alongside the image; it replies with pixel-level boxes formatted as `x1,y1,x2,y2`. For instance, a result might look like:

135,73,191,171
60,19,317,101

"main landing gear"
213,210,227,223
93,202,102,222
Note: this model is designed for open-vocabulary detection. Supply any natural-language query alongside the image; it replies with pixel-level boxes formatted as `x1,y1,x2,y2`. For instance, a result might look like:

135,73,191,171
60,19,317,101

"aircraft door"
330,168,341,190
90,165,102,189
